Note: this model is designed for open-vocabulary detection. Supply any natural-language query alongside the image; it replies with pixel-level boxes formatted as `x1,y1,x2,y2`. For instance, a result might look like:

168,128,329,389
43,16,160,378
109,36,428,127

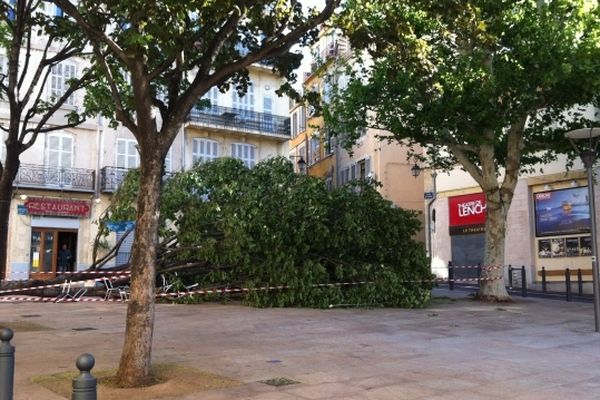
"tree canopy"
96,157,433,308
325,0,600,300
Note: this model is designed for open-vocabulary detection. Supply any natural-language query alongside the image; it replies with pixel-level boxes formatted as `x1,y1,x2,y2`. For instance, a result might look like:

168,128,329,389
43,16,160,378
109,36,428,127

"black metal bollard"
566,269,572,302
521,266,527,297
578,268,583,296
541,267,547,292
448,261,454,291
72,354,97,400
0,328,14,400
508,265,513,289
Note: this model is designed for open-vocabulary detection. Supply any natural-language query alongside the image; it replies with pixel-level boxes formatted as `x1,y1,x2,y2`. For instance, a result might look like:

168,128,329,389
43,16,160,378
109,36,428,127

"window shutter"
211,141,218,158
61,136,73,168
350,164,356,180
365,158,371,177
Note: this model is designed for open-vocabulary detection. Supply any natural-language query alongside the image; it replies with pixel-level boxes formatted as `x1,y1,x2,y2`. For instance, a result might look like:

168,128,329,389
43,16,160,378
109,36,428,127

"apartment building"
291,29,425,237
2,48,291,280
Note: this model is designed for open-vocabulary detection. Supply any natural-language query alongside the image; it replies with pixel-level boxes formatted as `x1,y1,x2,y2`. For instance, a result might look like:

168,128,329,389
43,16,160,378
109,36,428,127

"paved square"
3,288,600,399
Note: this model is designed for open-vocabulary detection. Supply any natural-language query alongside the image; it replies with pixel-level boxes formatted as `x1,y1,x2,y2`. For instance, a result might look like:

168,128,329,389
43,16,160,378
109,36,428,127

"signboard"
534,187,590,237
24,197,91,218
17,205,27,215
424,192,435,200
449,193,487,225
106,221,136,232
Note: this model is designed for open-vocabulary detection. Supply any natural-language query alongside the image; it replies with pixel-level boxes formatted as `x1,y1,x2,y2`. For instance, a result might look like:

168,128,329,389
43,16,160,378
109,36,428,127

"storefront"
448,192,487,278
9,196,94,280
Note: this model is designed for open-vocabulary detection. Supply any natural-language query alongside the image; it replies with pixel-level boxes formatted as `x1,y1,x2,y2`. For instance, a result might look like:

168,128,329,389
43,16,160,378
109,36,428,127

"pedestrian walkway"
3,288,600,399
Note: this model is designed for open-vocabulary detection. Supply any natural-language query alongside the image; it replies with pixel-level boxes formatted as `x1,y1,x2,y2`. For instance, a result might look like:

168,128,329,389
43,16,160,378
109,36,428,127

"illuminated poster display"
534,187,590,237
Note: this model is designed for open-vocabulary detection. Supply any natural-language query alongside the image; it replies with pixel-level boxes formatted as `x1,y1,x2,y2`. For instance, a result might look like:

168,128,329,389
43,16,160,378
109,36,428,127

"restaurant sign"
25,197,90,218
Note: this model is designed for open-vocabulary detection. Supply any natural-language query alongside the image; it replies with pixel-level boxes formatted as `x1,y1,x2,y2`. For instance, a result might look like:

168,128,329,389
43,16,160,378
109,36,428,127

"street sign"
424,192,435,200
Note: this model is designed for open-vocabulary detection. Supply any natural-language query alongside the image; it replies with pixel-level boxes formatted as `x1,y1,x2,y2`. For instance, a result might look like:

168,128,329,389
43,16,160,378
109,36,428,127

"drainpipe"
427,172,437,260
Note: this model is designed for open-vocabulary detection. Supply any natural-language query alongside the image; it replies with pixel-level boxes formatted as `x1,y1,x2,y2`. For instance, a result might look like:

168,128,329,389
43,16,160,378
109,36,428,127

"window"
309,135,320,164
46,131,73,186
164,147,172,172
201,86,219,114
340,167,350,185
291,112,298,138
231,143,256,168
232,81,254,118
192,138,219,164
263,96,273,132
116,139,139,169
47,132,73,168
7,0,15,21
0,53,7,76
50,62,77,106
0,132,6,164
299,107,306,132
42,1,63,16
357,157,371,180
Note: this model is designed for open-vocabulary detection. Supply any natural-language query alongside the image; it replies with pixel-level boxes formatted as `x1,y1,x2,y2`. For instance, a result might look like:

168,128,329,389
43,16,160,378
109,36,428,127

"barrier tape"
0,275,130,295
3,270,131,276
0,276,505,304
432,264,505,270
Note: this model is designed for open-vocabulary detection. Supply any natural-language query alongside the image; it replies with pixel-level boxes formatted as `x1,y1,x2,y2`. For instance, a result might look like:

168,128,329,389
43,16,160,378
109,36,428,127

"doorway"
30,229,77,280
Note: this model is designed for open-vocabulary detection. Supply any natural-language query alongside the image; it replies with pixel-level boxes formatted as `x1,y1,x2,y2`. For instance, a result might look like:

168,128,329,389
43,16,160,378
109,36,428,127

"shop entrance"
30,229,77,280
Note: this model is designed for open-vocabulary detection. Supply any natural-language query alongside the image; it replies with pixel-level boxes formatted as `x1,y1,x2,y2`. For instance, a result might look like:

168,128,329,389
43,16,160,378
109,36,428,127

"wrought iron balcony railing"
186,105,291,138
13,163,95,192
100,166,130,193
100,166,175,193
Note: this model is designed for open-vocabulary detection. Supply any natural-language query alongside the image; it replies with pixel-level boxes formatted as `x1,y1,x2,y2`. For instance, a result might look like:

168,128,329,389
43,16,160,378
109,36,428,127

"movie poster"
565,237,580,257
580,236,592,256
534,187,590,237
538,239,551,258
551,238,566,257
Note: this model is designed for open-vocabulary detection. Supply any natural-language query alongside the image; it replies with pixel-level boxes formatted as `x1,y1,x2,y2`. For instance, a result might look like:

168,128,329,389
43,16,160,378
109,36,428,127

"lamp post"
565,127,600,332
411,163,437,260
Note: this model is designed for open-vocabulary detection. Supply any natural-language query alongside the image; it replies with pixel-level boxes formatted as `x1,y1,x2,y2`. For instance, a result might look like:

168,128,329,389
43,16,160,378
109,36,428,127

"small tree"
52,0,339,387
326,0,600,300
0,0,92,280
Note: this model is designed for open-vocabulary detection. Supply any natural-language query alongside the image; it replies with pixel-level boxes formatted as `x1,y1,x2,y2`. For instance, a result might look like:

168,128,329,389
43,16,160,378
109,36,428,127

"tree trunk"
478,188,510,301
0,155,20,282
115,157,163,387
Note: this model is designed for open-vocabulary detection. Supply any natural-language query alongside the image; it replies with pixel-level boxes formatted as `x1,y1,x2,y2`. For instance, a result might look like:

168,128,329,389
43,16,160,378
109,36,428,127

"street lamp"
411,163,437,259
565,127,600,332
290,155,307,174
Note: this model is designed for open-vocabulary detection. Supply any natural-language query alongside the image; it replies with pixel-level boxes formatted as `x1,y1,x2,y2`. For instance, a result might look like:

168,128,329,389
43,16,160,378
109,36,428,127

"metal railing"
99,166,130,193
13,164,95,192
187,105,291,138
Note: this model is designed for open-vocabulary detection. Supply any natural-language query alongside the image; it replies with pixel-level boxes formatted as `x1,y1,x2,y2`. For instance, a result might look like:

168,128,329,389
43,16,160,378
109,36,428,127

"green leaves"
97,156,432,308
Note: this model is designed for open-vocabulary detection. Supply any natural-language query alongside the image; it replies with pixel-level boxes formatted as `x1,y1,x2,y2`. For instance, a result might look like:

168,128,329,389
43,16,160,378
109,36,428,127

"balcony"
186,105,291,139
100,166,175,193
100,166,130,193
13,164,95,192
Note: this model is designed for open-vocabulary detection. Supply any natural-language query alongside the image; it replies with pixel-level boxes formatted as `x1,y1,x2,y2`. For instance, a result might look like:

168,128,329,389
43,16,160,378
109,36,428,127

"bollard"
565,268,572,302
521,266,527,297
448,261,454,291
508,265,513,289
72,353,97,400
0,328,14,400
578,268,583,296
541,267,547,292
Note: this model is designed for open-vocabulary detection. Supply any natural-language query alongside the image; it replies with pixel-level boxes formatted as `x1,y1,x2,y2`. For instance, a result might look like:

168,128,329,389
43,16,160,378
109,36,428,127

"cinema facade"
428,158,599,285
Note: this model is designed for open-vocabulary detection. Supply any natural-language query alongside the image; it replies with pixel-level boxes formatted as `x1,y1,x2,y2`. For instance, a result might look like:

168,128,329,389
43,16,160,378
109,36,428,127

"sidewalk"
3,289,600,399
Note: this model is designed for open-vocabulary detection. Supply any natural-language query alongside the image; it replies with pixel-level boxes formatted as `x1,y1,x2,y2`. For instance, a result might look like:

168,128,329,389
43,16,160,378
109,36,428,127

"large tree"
52,0,339,387
0,0,91,280
325,0,600,301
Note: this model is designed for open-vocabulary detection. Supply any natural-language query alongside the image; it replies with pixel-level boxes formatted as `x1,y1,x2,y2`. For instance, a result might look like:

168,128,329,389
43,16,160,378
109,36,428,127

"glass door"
30,229,57,280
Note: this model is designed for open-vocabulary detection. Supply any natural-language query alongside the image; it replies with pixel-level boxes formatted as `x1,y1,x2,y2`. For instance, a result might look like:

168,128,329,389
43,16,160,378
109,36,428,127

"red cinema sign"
448,192,487,227
25,198,90,218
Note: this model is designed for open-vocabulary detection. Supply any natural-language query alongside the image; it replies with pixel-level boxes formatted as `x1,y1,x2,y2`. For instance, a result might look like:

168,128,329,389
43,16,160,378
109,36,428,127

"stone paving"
3,288,600,399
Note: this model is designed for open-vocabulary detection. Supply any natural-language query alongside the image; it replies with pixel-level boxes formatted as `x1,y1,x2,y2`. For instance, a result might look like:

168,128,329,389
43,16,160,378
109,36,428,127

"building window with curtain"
192,138,219,165
231,143,256,168
232,81,254,119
